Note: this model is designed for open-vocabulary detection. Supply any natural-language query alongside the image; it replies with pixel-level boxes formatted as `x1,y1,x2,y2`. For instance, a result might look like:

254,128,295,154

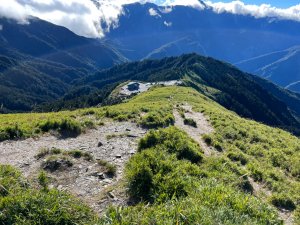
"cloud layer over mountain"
0,0,299,38
206,1,300,22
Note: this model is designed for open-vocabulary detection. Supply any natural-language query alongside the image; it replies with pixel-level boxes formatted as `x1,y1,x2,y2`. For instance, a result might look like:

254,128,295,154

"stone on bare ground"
0,121,146,215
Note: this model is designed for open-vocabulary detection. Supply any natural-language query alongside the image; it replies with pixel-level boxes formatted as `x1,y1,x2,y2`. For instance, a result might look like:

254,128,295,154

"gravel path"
173,104,214,156
0,121,146,214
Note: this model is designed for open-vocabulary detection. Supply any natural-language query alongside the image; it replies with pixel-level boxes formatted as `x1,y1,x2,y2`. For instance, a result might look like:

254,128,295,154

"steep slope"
250,75,300,120
0,18,126,70
106,2,300,91
47,54,300,135
237,46,300,92
0,18,127,112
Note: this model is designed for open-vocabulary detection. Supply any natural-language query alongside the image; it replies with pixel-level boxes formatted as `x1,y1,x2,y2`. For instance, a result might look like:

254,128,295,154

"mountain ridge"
0,17,127,112
38,53,300,135
106,2,300,92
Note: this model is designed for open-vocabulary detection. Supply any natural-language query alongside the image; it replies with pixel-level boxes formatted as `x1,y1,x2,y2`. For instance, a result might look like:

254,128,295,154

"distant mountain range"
0,17,127,112
105,3,300,92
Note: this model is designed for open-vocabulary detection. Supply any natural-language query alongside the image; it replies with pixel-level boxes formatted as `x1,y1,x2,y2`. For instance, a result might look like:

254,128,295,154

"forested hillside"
0,17,127,112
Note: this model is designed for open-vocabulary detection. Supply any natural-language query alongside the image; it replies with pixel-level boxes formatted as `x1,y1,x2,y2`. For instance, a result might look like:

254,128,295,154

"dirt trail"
173,104,214,156
248,177,294,225
173,105,293,225
0,121,146,214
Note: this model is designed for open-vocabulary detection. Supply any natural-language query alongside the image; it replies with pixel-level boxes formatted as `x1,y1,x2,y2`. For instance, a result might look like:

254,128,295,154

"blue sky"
206,1,298,8
154,0,299,8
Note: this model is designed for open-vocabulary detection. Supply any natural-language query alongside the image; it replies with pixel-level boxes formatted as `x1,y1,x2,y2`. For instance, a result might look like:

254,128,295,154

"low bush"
202,134,212,145
98,160,117,177
59,119,82,137
138,126,203,164
38,171,49,191
227,151,248,165
51,148,62,155
81,119,95,129
295,208,300,225
42,156,73,172
67,150,84,158
126,149,201,203
238,177,254,194
213,141,223,152
271,194,296,211
0,165,98,224
0,124,24,141
184,118,197,128
104,179,280,225
35,148,50,159
139,111,174,129
35,148,62,159
248,164,264,182
38,119,81,137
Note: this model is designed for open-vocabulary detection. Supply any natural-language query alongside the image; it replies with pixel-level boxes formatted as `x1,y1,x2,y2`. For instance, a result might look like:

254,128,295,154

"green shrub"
0,189,98,224
138,126,203,164
227,151,248,165
295,208,300,225
38,171,49,191
38,120,60,132
42,156,73,172
184,118,197,128
36,148,62,159
35,148,50,159
139,111,174,129
98,121,105,126
81,119,95,129
59,119,82,137
202,134,212,145
271,194,296,211
0,124,24,141
238,177,254,194
50,148,62,155
38,119,81,137
248,164,264,182
0,165,98,224
67,150,84,158
103,179,280,225
98,160,117,177
106,164,117,177
115,114,129,122
213,141,223,152
0,165,23,196
126,149,199,203
178,108,186,119
81,109,96,116
126,157,154,202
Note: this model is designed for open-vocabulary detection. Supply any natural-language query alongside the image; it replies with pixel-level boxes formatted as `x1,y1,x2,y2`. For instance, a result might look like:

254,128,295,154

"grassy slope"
0,86,300,224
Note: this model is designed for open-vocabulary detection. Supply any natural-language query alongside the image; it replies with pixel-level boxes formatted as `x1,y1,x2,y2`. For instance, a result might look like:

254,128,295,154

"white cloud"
0,24,2,31
0,0,104,37
0,0,300,39
205,1,300,22
0,0,142,38
164,21,172,26
149,8,161,17
159,6,173,14
162,0,205,9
